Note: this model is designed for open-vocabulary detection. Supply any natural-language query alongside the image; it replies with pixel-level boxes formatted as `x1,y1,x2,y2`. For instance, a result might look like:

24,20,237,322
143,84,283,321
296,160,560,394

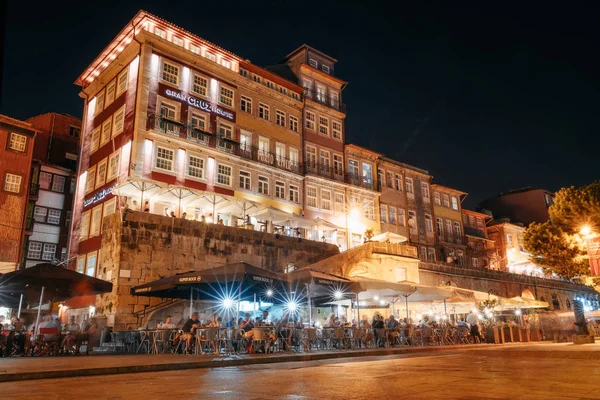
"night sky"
1,2,598,208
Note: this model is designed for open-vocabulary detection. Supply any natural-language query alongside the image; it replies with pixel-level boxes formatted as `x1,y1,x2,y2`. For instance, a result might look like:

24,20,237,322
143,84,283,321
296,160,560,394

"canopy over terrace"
370,231,408,244
498,296,549,310
112,177,164,207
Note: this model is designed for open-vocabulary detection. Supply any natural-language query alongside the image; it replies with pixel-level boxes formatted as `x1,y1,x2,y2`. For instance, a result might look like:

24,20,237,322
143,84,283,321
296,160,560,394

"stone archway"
346,261,380,280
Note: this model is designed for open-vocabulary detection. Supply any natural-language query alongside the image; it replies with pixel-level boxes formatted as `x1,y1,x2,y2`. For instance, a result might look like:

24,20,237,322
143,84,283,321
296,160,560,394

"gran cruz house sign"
165,89,235,121
84,183,118,207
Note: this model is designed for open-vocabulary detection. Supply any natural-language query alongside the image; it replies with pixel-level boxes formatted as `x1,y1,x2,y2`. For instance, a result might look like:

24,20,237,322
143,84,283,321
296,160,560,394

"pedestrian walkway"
0,342,521,382
467,341,600,360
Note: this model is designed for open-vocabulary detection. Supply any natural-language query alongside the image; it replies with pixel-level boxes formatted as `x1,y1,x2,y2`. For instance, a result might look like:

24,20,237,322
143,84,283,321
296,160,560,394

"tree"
523,221,589,279
549,181,600,234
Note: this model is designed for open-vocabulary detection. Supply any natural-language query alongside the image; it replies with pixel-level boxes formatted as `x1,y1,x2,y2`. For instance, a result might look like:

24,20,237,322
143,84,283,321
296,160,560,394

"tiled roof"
0,114,39,132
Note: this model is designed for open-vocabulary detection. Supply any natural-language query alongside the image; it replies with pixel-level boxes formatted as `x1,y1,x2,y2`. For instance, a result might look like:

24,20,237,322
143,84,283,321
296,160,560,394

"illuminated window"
189,43,200,55
86,251,98,277
3,173,21,193
276,110,286,127
90,206,102,237
434,192,441,205
80,211,90,241
112,105,125,137
318,116,329,135
217,164,232,186
77,255,86,273
85,166,96,194
289,184,299,203
116,69,128,97
162,61,179,85
91,127,100,153
259,103,270,120
275,181,285,199
389,206,397,224
451,196,459,210
421,182,430,199
95,90,104,116
95,159,107,189
258,176,269,195
105,80,116,107
425,214,433,233
289,115,298,132
321,189,332,211
9,133,27,152
187,155,204,179
192,75,208,97
330,120,342,140
219,86,234,107
365,200,375,220
309,58,318,68
155,147,174,171
305,111,316,130
348,160,359,177
154,27,166,39
107,150,120,181
205,52,216,62
103,197,116,217
330,91,340,109
100,118,112,146
173,36,184,46
221,59,231,69
241,96,252,113
39,172,52,190
239,170,251,190
405,178,414,194
380,204,388,223
27,242,42,259
307,186,317,208
51,175,65,192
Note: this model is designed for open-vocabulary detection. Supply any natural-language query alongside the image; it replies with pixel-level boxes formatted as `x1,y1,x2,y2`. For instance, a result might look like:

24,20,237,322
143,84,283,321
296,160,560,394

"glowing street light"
222,298,234,309
373,295,380,301
286,301,298,312
265,289,274,297
515,309,522,316
580,225,592,237
334,290,343,300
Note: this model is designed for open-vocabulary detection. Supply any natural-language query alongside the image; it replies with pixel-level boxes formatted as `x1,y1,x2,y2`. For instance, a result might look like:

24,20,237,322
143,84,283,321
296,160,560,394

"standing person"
77,318,97,355
387,315,400,345
240,313,255,353
180,313,200,354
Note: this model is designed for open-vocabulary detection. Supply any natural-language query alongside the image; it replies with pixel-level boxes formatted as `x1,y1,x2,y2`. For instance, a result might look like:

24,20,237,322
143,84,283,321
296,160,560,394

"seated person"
61,317,81,353
259,310,272,326
160,315,176,329
206,313,220,328
77,317,98,354
240,313,255,352
386,315,400,344
180,313,200,354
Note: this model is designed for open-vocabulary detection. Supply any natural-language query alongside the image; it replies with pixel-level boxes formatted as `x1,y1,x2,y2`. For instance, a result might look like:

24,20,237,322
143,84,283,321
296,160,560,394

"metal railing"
303,88,346,113
304,161,345,182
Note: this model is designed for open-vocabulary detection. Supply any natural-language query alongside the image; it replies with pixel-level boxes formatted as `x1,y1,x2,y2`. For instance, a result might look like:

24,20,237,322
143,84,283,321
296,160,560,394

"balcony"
304,161,345,183
304,88,346,113
147,114,302,175
345,173,375,191
464,227,487,239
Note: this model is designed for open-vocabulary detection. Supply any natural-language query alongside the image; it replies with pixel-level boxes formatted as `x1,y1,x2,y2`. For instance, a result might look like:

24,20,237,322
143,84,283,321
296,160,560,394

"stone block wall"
97,211,339,330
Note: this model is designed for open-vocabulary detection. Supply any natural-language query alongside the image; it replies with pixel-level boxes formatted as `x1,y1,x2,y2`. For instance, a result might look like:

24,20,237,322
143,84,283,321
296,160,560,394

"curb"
466,348,600,360
0,344,496,382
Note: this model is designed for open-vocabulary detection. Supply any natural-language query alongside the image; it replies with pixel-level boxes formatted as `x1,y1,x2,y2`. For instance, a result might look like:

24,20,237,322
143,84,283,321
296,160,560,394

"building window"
468,215,476,227
239,171,251,190
408,210,417,235
172,36,183,46
421,182,430,199
506,234,514,248
425,214,433,233
420,247,427,261
380,204,388,223
162,61,179,85
348,160,359,178
85,166,96,194
33,206,47,223
309,58,318,68
378,169,384,188
100,117,112,146
398,209,406,227
384,206,395,225
305,146,317,167
332,120,342,139
321,189,332,211
240,95,252,113
289,115,298,132
322,64,330,74
319,150,330,170
95,90,104,115
365,200,375,220
446,220,453,240
218,123,233,150
451,196,459,210
103,197,117,218
39,172,52,190
436,217,444,237
405,178,414,195
395,174,403,191
334,192,345,213
112,105,125,137
252,74,262,84
239,68,248,77
276,110,286,127
428,248,436,261
90,205,102,237
240,132,251,151
289,184,299,203
107,151,120,181
434,192,441,205
192,75,208,97
3,173,21,193
47,209,61,225
307,186,317,208
69,125,80,137
95,159,107,189
187,155,204,179
275,181,285,199
443,194,450,208
454,221,462,240
86,252,98,277
190,112,207,131
386,172,394,189
305,111,316,130
333,154,343,176
316,84,326,102
258,176,269,195
221,59,231,69
457,250,465,265
154,27,166,39
318,116,329,135
217,164,232,186
472,258,479,268
27,242,42,259
42,243,57,261
265,80,275,90
116,69,128,97
219,86,234,107
279,86,288,95
205,52,216,62
91,127,100,153
156,147,174,171
476,217,484,229
259,103,270,120
8,133,27,153
189,44,201,55
105,81,116,107
362,163,373,184
330,91,340,109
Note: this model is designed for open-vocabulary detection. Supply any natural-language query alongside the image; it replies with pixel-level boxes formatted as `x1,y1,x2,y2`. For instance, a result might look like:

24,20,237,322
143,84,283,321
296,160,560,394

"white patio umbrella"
112,177,164,208
157,185,200,216
370,231,408,243
313,217,339,231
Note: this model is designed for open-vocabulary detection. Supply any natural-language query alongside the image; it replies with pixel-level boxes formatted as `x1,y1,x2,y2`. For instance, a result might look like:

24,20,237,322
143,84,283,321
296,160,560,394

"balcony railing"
345,173,375,191
147,114,303,175
464,227,487,239
304,88,346,113
304,161,345,182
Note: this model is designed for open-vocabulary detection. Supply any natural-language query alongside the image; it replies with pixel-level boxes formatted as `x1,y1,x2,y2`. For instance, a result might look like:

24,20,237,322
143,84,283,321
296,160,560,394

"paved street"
2,348,600,400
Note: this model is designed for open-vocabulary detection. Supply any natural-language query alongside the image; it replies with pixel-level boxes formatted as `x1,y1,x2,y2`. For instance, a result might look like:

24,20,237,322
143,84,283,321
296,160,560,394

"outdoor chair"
302,328,318,352
398,328,410,346
34,328,60,356
455,327,470,345
198,327,219,355
219,328,239,355
375,328,387,348
136,330,152,354
351,328,366,349
332,327,346,350
252,328,273,354
154,330,173,354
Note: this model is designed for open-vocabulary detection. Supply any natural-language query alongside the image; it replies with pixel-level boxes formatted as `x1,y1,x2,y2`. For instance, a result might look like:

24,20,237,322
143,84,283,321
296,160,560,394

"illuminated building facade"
431,184,467,264
0,115,38,272
486,220,541,275
461,208,496,269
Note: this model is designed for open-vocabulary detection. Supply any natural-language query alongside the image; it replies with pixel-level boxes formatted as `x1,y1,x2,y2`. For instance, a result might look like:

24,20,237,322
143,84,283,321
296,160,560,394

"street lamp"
580,225,592,237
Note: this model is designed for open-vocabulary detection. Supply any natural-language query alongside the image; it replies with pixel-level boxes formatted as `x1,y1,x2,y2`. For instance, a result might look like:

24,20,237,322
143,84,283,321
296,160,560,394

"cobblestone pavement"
2,348,600,400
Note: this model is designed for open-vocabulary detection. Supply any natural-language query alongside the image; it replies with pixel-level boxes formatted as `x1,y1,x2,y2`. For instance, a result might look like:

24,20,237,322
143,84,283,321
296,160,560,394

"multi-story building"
23,113,81,268
461,209,496,269
0,114,38,272
479,187,555,226
486,220,541,275
378,157,436,260
431,184,467,264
